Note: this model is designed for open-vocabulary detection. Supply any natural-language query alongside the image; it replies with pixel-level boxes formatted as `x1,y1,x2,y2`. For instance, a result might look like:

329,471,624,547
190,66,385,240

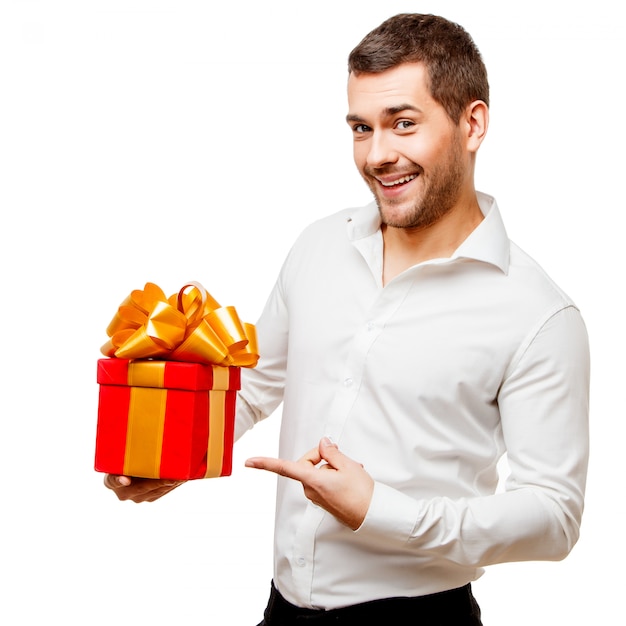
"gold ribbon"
205,366,232,478
101,281,259,368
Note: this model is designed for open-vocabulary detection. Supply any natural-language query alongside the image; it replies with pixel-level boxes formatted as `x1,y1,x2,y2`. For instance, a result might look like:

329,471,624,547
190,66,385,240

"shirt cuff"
354,481,421,546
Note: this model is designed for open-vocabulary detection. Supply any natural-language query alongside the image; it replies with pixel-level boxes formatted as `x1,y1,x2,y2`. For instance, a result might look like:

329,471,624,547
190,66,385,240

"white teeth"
380,174,417,187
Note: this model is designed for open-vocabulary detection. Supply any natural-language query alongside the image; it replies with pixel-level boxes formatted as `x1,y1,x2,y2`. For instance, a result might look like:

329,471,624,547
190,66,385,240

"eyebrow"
346,103,422,124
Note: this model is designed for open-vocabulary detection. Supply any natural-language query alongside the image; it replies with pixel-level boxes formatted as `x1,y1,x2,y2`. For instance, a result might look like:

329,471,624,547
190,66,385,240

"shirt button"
343,377,353,387
366,321,375,331
296,557,306,567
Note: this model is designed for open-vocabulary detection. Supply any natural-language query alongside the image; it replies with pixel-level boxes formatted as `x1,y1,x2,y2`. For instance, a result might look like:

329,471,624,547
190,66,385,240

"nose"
365,131,399,169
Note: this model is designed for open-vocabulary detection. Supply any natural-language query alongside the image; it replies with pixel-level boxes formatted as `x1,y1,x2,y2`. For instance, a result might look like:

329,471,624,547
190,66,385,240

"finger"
128,478,183,493
245,456,312,482
138,482,182,502
104,474,131,489
121,479,184,503
298,446,323,466
318,437,347,468
318,437,365,472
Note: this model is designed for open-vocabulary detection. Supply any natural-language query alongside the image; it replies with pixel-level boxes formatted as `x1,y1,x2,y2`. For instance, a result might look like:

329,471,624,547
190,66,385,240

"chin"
377,199,420,228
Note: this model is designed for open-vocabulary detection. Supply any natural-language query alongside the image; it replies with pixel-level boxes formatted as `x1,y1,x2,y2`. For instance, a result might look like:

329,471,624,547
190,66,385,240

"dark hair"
348,13,489,123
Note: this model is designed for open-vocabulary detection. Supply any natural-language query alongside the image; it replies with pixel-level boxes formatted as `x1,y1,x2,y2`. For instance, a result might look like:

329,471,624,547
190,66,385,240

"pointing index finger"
245,456,312,482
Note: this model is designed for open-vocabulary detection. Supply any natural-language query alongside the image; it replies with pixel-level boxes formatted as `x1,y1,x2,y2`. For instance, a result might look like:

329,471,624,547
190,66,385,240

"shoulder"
507,240,578,311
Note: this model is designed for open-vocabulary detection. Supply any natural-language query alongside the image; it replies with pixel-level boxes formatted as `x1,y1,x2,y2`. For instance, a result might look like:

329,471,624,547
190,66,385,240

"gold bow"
101,282,258,367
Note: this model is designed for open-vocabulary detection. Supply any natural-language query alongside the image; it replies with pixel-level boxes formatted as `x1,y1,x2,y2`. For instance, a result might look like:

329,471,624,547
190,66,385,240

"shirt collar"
346,191,510,274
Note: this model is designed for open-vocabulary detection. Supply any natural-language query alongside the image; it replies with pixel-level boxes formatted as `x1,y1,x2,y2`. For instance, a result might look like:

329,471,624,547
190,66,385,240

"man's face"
347,62,470,230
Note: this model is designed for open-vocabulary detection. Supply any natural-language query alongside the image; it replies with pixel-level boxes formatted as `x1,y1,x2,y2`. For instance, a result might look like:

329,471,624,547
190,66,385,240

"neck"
381,193,484,285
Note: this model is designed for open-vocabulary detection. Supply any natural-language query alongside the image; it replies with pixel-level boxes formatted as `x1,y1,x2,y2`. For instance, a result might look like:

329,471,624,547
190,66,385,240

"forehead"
347,62,437,115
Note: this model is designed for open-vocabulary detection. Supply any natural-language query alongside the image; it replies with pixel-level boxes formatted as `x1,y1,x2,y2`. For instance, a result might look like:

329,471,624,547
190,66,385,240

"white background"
1,1,622,624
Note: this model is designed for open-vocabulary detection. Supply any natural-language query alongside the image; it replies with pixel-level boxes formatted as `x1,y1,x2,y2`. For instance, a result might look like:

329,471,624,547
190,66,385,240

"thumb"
320,437,366,472
319,436,342,464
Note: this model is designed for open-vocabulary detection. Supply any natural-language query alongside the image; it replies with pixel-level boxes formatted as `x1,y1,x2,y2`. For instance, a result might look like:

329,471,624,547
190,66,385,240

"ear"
463,100,489,153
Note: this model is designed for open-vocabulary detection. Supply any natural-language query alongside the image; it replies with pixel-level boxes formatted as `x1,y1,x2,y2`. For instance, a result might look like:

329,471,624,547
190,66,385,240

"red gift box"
95,358,240,479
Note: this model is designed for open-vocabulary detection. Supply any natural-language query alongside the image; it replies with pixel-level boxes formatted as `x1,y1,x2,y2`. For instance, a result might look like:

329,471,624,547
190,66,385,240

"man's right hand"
104,474,185,503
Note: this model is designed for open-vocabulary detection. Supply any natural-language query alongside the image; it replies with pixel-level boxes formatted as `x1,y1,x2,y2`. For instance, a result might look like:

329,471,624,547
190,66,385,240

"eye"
353,123,372,134
395,120,415,130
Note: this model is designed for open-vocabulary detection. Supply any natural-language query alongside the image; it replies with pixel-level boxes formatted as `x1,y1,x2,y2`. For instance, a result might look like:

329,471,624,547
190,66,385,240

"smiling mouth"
378,174,418,187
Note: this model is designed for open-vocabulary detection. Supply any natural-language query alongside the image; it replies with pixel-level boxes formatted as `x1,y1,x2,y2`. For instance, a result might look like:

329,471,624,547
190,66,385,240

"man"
105,14,590,625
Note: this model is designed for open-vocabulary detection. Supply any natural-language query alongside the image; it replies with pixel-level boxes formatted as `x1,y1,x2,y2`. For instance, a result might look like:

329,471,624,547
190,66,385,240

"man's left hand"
245,437,374,530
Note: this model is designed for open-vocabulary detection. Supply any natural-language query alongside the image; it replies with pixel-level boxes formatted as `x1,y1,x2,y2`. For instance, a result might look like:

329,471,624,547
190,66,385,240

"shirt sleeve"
356,305,590,567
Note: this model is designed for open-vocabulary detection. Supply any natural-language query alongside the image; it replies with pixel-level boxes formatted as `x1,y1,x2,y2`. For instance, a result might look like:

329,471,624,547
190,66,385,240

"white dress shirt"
235,192,590,610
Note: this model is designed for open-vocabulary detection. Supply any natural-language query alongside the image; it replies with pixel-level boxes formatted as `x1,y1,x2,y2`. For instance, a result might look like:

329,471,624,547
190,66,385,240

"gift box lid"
97,358,241,391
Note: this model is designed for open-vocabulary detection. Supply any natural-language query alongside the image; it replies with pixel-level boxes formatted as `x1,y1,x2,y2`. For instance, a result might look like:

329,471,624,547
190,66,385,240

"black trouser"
257,580,483,625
